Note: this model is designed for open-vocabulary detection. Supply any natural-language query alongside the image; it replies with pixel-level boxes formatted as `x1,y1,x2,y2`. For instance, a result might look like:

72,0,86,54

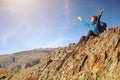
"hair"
91,16,98,21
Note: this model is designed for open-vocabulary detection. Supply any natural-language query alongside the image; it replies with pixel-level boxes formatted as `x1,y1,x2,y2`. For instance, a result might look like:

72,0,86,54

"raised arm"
96,9,104,27
100,9,104,16
98,9,104,22
77,16,90,28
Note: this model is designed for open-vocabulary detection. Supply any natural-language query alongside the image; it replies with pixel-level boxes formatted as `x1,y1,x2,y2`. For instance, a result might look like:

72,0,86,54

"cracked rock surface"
7,26,120,80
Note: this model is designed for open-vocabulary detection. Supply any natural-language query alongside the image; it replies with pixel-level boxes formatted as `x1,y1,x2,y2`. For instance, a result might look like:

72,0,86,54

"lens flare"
2,0,35,11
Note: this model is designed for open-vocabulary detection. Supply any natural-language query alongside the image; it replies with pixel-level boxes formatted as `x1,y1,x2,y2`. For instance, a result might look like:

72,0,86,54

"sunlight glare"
3,0,35,9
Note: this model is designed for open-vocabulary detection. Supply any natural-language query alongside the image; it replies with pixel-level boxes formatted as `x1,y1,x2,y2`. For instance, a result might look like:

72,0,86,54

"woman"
77,9,106,36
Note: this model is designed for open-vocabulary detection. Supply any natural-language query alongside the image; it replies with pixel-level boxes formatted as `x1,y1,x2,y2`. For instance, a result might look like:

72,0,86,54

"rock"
11,65,21,74
6,26,120,80
25,59,40,68
0,57,16,68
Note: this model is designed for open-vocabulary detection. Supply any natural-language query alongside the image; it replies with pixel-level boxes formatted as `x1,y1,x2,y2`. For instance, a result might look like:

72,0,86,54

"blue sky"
0,0,120,55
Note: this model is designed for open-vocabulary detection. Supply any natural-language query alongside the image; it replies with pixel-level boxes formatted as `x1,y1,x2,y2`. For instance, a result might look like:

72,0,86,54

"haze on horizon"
0,0,120,55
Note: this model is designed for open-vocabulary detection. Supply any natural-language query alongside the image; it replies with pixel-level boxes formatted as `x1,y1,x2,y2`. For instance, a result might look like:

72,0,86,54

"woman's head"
91,16,98,23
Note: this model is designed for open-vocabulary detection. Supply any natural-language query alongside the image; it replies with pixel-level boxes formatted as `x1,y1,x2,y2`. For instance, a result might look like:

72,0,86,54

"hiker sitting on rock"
77,9,107,36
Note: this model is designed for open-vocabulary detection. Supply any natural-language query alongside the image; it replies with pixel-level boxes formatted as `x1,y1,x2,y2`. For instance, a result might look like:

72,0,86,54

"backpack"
98,22,107,33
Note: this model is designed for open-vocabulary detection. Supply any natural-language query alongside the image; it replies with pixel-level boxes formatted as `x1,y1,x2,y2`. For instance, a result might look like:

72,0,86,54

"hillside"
1,25,120,80
0,48,55,75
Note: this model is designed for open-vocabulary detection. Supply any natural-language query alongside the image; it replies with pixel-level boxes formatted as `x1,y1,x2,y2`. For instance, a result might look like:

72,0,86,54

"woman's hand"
100,9,104,15
77,16,82,21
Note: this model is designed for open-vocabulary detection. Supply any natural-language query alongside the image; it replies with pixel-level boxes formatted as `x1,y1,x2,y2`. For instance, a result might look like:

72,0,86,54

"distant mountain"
1,25,120,80
0,48,56,74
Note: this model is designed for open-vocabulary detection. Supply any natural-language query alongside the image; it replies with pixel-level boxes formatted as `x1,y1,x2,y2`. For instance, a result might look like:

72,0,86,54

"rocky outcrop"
11,65,22,74
0,57,16,68
3,26,120,80
25,59,40,68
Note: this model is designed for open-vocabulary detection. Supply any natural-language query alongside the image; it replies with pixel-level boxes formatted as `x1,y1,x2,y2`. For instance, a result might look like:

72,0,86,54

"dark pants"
78,30,96,45
87,30,96,37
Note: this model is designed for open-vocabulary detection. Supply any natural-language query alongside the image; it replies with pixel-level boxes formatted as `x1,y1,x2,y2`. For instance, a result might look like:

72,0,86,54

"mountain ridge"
1,25,120,80
0,48,56,75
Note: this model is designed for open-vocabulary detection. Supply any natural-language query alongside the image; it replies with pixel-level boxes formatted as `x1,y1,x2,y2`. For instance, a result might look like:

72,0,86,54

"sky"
0,0,120,55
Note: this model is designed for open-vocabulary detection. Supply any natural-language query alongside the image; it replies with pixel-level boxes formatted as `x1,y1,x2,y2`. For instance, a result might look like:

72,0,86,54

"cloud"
2,22,25,43
0,0,38,44
0,6,33,43
43,38,73,48
62,0,72,29
64,0,70,15
64,0,70,20
0,0,73,49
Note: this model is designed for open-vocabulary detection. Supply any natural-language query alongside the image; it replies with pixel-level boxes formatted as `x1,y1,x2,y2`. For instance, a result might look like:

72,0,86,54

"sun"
3,0,34,9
